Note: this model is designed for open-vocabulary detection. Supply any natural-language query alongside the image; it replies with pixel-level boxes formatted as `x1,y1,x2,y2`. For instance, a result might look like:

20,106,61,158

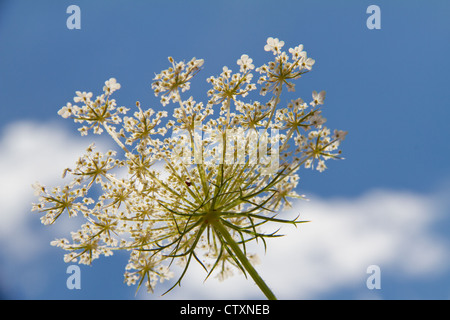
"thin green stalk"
264,83,282,130
174,89,209,198
212,218,277,300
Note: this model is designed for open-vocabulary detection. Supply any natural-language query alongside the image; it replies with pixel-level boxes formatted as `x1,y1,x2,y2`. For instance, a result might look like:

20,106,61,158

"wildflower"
57,102,78,119
207,65,256,106
333,129,348,141
237,54,255,73
151,57,204,106
288,44,304,60
264,37,285,55
257,39,315,98
32,37,346,299
104,77,121,94
309,112,327,128
311,90,326,106
74,91,92,103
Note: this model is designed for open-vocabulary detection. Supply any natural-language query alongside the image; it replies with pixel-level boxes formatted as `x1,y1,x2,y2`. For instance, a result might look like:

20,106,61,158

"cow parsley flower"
237,54,255,73
264,37,285,55
32,37,347,299
104,77,121,94
311,90,326,106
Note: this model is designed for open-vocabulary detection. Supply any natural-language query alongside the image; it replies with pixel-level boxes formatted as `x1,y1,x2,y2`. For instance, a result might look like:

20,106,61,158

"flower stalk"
211,217,277,300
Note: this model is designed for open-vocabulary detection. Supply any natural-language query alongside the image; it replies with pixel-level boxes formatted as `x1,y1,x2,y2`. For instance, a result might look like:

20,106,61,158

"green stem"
212,218,277,300
264,83,282,130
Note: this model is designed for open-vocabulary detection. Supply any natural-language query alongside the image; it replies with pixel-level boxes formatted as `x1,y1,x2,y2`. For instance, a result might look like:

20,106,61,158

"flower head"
257,39,315,96
33,37,346,298
151,57,204,106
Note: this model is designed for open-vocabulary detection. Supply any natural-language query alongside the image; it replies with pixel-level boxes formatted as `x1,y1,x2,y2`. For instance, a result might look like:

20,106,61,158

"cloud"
0,121,108,296
150,189,449,300
0,122,83,250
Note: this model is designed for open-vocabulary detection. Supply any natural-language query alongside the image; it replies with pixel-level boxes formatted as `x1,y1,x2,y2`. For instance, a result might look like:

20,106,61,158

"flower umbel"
32,37,347,299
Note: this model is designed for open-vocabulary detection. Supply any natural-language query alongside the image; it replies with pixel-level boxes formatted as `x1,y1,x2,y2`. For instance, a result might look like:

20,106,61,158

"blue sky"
0,0,449,300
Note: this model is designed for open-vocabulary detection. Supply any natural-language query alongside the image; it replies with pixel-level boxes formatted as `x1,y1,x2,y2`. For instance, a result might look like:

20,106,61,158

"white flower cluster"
32,37,347,297
58,78,128,136
258,37,315,95
151,57,204,106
